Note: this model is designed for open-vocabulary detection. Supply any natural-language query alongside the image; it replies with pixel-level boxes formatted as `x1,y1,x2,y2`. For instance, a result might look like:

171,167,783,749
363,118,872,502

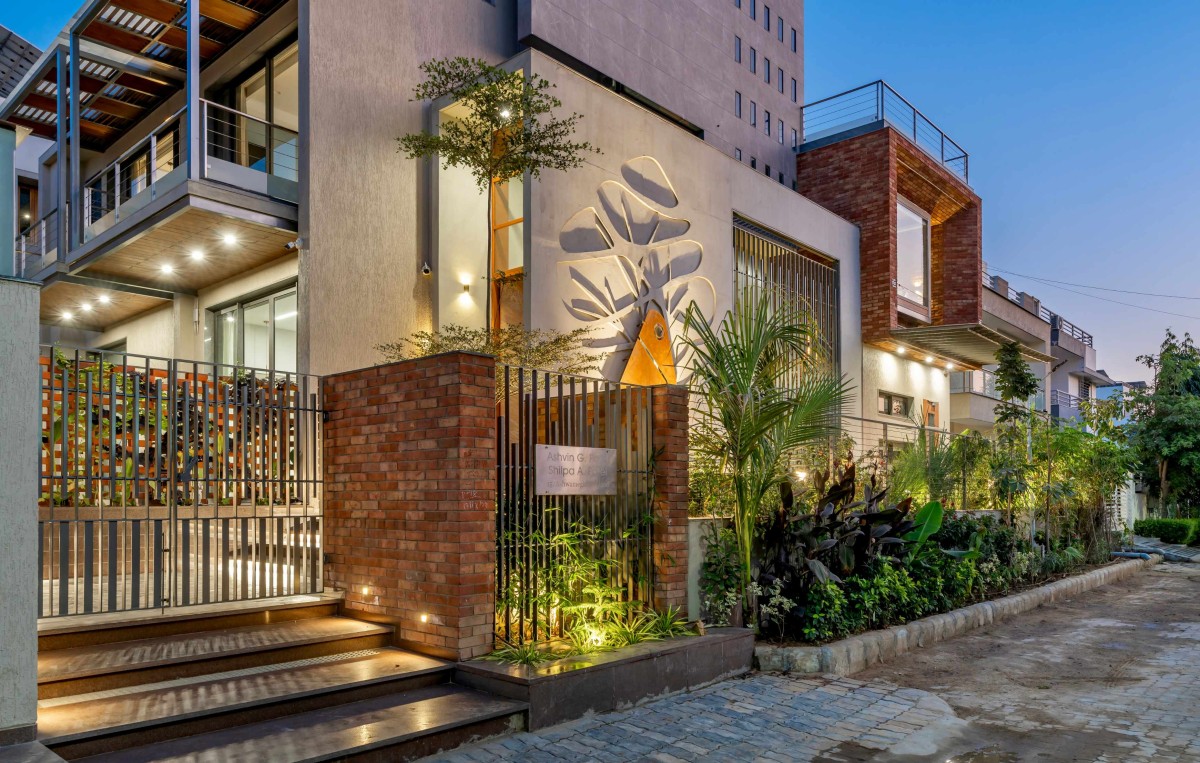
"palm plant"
682,289,853,606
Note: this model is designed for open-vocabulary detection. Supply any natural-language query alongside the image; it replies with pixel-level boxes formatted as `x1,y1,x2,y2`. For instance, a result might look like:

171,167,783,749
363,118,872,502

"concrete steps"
35,600,526,762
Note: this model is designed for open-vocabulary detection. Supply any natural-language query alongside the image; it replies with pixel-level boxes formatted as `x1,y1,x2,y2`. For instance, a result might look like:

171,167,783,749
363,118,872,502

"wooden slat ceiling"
4,0,286,152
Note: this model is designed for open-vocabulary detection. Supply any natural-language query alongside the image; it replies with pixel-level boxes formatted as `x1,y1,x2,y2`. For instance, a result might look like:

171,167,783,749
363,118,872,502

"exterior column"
321,351,497,661
69,33,81,250
186,0,201,180
651,384,690,613
55,47,68,260
0,275,41,745
0,125,14,277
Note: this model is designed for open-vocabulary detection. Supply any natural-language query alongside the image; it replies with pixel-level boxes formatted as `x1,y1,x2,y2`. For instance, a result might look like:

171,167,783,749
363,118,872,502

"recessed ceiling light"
925,355,934,363
946,362,955,370
97,294,110,304
80,303,92,312
161,263,174,274
222,233,238,246
895,347,906,355
189,249,204,260
62,311,73,321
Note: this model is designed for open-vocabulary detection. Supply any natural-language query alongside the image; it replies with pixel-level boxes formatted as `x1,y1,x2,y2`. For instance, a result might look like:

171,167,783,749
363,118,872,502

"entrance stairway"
35,597,525,762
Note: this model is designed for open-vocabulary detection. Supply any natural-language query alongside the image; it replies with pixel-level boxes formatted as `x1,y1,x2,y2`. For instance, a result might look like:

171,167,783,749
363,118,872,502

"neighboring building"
1,0,855,390
1098,379,1150,527
1047,310,1116,423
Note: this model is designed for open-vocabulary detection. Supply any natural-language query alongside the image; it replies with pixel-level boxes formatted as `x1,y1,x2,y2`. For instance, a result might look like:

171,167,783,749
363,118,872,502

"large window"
214,287,298,373
491,178,525,329
221,40,300,181
896,200,930,307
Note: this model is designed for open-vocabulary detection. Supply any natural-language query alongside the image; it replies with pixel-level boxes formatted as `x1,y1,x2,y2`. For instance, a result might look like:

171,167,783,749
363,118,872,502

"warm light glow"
189,249,204,260
895,346,906,355
795,470,808,481
419,614,429,623
462,283,470,292
925,355,934,364
22,212,31,220
225,314,235,323
945,362,955,370
499,107,512,119
80,303,92,312
160,263,174,274
222,233,238,246
361,586,369,595
97,294,110,304
62,311,73,321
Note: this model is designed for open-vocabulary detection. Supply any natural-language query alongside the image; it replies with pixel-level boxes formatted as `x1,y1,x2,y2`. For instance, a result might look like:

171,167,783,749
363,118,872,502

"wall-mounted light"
419,613,429,624
462,283,470,292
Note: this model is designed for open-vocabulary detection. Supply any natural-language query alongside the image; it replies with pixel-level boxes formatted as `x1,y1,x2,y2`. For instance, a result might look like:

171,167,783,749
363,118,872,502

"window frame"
211,282,299,373
878,391,915,419
896,196,932,309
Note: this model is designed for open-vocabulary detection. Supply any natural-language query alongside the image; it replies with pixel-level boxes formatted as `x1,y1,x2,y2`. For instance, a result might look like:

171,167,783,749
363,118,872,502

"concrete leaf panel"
621,156,679,209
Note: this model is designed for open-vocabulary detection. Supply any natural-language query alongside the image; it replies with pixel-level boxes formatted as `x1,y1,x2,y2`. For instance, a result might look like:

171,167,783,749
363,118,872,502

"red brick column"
651,384,690,612
321,352,496,661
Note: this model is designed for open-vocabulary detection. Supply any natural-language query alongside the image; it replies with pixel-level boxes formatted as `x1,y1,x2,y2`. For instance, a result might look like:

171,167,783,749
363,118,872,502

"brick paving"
429,563,1200,762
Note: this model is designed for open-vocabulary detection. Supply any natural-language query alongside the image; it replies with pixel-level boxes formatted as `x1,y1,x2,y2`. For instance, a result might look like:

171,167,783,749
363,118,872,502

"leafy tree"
993,341,1040,424
1125,330,1200,514
991,342,1040,523
682,290,853,606
398,57,599,328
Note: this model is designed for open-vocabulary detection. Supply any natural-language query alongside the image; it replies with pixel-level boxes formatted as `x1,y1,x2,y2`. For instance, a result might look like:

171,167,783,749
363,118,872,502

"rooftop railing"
1052,315,1094,348
801,80,969,182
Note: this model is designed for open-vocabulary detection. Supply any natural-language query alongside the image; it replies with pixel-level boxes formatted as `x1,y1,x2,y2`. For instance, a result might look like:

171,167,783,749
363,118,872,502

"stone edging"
755,555,1162,676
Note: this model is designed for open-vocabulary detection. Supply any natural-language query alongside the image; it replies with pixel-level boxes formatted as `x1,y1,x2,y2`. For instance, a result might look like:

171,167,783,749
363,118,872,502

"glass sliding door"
212,286,298,372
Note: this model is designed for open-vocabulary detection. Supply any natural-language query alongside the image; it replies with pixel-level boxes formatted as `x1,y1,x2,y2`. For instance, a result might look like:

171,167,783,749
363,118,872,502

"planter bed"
456,628,753,730
755,555,1161,676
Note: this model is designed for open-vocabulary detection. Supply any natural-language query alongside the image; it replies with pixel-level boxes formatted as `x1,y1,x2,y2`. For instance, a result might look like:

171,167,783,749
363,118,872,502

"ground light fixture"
794,470,808,481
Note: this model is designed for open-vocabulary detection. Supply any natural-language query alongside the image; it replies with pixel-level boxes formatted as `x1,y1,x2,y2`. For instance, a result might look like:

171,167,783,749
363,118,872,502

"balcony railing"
79,100,299,245
1050,388,1086,415
1052,315,1094,348
14,209,60,277
951,370,1045,412
801,80,969,182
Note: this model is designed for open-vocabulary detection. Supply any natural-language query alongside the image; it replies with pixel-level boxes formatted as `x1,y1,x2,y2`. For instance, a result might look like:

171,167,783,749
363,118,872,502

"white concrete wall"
522,51,861,390
434,115,491,330
861,345,950,430
519,0,804,186
0,277,40,744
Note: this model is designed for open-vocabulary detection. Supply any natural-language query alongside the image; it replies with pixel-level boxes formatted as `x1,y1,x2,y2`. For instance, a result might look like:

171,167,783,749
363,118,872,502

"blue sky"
7,2,1198,380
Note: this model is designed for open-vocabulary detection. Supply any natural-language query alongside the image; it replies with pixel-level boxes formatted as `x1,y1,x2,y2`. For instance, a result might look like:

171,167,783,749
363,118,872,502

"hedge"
1133,518,1200,545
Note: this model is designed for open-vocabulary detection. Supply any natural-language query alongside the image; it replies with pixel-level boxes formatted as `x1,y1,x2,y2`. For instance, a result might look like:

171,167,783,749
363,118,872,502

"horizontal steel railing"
1052,315,1094,348
950,371,1046,412
495,364,655,645
38,346,323,617
14,209,59,277
1050,388,1086,410
801,80,969,182
202,99,299,183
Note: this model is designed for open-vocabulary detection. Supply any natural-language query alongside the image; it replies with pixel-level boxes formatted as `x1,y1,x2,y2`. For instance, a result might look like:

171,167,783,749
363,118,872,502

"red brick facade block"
321,352,497,661
651,384,690,612
796,127,983,342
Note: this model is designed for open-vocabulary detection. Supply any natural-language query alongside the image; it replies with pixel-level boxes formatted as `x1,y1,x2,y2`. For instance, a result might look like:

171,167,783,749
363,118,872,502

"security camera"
285,238,303,251
421,262,432,276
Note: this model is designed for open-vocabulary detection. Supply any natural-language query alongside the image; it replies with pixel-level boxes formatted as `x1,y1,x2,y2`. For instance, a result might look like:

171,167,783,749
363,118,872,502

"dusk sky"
6,1,1198,382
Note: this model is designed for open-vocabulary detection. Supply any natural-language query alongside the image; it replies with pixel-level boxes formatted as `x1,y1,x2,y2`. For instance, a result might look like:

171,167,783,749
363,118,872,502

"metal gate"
494,364,655,645
37,346,323,618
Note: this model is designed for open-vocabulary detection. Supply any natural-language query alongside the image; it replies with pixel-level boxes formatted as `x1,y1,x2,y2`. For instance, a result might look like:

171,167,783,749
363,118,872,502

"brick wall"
796,127,983,340
651,385,690,611
321,352,496,661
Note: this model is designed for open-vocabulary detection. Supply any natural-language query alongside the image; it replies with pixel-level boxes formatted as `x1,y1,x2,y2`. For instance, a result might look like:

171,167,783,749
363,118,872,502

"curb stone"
754,554,1162,675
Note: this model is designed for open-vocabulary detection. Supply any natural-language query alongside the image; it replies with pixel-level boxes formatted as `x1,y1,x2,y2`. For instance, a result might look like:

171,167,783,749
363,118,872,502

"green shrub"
1133,518,1199,545
802,582,849,642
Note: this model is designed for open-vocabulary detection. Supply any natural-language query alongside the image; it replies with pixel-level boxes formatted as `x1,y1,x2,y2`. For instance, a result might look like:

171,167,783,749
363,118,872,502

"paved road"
431,562,1200,762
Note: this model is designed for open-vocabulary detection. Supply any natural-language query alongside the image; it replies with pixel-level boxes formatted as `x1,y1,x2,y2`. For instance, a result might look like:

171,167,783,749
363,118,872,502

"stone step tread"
38,648,450,744
76,685,527,763
38,617,392,684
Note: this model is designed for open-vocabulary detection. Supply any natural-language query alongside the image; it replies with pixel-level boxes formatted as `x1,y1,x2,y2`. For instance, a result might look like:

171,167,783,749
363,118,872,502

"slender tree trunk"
485,178,493,333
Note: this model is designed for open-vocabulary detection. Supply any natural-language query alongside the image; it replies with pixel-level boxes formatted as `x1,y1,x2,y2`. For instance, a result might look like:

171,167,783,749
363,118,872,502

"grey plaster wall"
299,0,519,375
0,277,40,743
520,0,804,185
524,52,861,388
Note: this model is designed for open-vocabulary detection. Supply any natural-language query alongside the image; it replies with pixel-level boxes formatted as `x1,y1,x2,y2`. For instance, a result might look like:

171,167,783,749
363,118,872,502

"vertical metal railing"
494,365,655,645
37,346,323,618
